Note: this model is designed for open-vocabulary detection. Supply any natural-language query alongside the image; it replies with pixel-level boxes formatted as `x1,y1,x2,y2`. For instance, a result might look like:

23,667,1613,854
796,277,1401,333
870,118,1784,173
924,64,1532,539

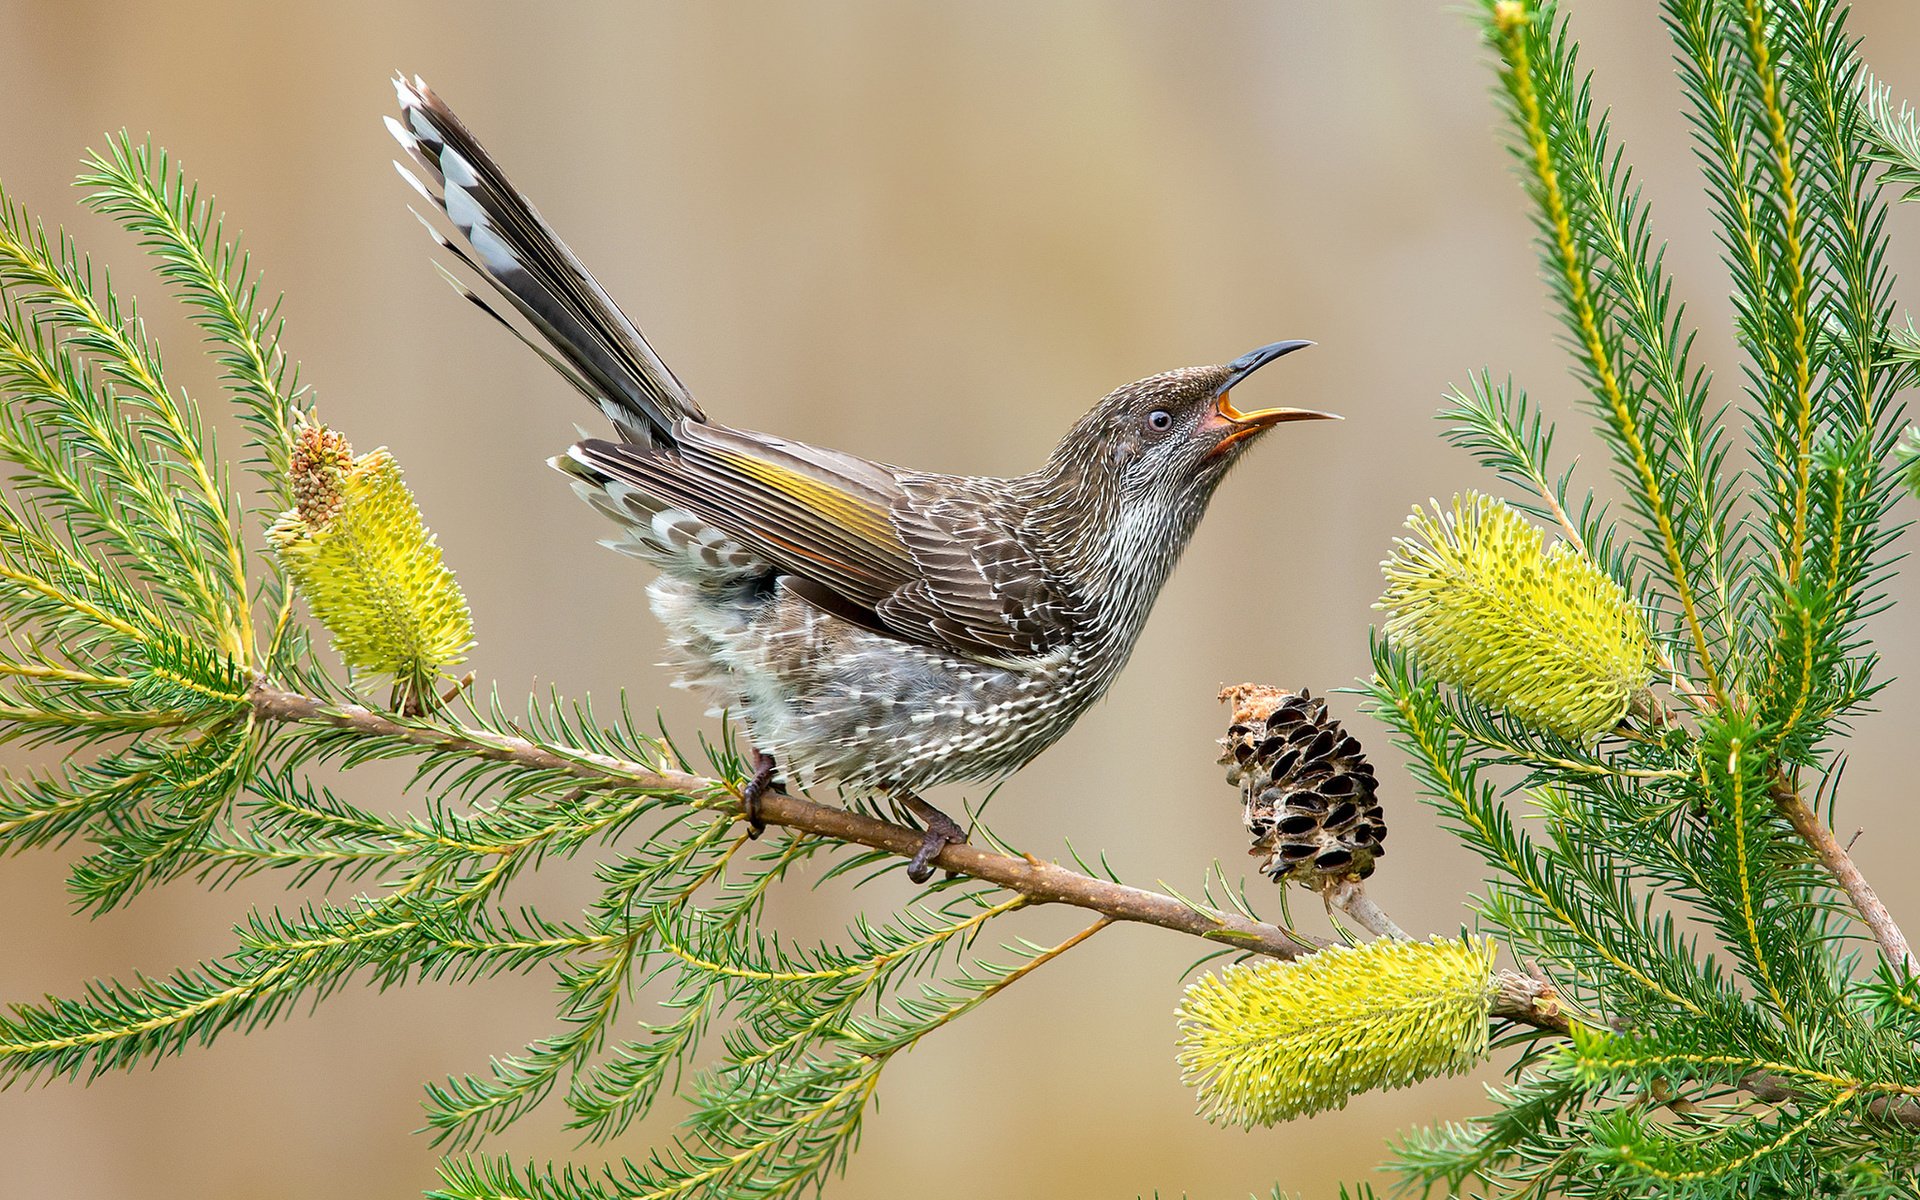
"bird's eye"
1145,409,1174,433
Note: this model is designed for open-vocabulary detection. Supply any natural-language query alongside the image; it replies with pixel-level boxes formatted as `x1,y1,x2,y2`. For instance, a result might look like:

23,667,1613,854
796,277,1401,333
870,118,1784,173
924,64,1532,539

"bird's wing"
875,473,1080,664
567,427,1077,663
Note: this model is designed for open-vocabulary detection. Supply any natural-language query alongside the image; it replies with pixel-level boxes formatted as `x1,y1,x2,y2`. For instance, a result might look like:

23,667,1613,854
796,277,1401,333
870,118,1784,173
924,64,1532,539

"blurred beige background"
5,2,1920,1197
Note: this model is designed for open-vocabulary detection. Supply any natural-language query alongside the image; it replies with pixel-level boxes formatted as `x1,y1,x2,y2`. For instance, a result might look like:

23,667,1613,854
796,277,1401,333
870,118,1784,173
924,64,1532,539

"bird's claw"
740,751,777,838
900,795,968,884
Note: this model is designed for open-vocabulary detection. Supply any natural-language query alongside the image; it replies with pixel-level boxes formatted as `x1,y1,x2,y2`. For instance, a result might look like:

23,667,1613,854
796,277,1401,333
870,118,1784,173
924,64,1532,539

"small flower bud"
1177,937,1497,1126
1377,493,1652,740
289,423,354,526
269,424,473,708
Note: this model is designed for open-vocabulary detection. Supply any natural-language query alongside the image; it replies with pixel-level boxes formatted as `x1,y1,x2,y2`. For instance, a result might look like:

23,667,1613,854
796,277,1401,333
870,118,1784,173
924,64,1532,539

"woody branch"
256,678,1920,1128
247,681,1565,1029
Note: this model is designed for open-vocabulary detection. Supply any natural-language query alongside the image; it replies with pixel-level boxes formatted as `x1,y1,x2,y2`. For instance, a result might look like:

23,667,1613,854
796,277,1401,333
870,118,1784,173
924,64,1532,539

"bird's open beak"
1203,340,1339,458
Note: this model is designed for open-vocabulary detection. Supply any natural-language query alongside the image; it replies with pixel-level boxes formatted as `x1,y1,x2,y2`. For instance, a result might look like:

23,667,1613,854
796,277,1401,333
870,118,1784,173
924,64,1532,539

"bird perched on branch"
388,76,1336,882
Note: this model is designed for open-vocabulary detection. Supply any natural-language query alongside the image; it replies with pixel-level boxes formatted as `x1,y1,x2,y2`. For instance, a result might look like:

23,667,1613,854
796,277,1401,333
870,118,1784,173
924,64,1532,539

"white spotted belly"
648,576,1092,792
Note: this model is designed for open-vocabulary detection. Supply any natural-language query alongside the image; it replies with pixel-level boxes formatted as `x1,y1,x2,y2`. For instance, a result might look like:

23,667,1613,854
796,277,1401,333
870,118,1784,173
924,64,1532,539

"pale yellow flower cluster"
1379,493,1652,740
269,424,472,704
1177,937,1497,1126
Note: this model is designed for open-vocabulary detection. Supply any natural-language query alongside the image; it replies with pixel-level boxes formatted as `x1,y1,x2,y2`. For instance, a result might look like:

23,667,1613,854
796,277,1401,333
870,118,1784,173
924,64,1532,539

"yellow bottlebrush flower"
1377,493,1652,740
1177,937,1497,1127
269,423,473,709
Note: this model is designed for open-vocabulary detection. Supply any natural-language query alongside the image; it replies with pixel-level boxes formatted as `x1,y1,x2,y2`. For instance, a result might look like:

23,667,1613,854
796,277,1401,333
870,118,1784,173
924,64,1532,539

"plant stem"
246,682,1581,1030
1494,7,1728,709
1771,774,1914,975
249,683,1326,954
1326,879,1412,941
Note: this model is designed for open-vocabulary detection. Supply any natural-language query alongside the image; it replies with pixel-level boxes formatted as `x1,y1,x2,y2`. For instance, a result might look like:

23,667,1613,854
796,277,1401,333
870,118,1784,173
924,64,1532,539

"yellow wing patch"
717,452,898,550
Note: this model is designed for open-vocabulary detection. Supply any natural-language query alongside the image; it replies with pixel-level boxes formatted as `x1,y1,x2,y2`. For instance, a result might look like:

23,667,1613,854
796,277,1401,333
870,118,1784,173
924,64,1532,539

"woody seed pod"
1220,684,1386,884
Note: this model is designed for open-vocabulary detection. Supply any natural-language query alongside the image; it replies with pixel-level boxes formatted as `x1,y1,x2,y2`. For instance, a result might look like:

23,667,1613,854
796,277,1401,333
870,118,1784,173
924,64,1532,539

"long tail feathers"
389,74,703,446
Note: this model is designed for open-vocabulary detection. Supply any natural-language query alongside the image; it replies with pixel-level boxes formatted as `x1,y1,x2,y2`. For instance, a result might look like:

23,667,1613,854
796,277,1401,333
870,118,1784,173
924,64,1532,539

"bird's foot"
739,750,778,838
898,792,968,884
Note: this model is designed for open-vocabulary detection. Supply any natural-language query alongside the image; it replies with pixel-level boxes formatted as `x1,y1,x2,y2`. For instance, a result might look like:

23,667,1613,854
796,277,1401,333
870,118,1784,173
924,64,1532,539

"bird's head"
1046,340,1335,517
1032,339,1334,650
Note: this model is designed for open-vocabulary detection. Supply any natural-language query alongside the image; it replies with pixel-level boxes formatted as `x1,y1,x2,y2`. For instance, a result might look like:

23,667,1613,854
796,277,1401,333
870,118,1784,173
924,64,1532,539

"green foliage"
5,2,1920,1198
0,131,1128,1199
1863,71,1920,205
0,134,268,908
1897,422,1920,497
1360,0,1920,1195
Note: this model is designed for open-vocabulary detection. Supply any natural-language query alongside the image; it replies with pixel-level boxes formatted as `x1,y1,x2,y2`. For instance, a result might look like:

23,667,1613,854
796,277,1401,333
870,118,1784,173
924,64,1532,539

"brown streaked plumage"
389,76,1336,881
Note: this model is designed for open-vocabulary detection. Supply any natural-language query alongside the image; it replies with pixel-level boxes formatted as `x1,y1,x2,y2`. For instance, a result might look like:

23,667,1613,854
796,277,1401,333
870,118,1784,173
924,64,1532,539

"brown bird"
388,76,1336,881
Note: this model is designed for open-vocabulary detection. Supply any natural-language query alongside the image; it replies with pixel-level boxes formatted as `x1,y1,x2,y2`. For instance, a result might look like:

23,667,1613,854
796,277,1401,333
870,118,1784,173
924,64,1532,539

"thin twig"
1636,674,1912,975
1743,1071,1920,1125
1326,879,1413,941
1771,773,1914,975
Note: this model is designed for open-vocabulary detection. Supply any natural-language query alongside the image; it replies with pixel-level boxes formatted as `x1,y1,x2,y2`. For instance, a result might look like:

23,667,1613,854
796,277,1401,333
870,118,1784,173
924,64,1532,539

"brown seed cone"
1218,684,1386,883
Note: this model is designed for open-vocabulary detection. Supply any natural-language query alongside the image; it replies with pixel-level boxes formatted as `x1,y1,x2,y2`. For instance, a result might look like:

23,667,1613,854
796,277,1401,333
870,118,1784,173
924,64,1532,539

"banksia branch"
268,423,473,711
1177,937,1497,1126
1377,493,1652,740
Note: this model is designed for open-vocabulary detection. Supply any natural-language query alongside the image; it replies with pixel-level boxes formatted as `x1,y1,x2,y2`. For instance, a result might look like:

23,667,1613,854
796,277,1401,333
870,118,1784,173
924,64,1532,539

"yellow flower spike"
1377,493,1653,740
269,422,473,710
1177,937,1497,1127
